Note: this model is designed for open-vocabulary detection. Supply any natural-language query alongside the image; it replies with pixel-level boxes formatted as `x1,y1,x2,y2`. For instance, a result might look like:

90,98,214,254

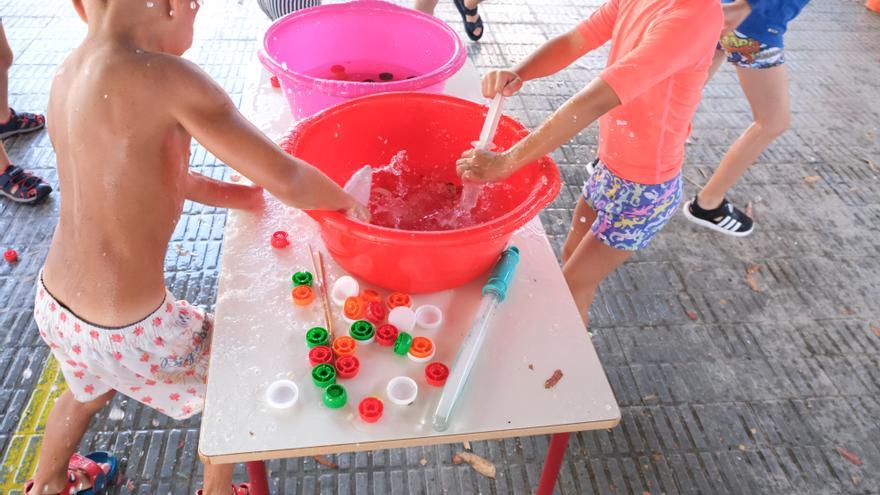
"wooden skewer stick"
308,244,333,341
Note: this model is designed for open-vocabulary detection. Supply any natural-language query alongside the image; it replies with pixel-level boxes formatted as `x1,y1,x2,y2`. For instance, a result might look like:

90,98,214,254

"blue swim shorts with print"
718,31,785,69
582,160,683,251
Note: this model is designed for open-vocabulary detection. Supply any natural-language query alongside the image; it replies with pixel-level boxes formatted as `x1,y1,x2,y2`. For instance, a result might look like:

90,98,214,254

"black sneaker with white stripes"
682,196,754,237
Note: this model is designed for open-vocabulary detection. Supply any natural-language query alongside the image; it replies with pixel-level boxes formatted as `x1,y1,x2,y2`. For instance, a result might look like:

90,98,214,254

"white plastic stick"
476,94,505,151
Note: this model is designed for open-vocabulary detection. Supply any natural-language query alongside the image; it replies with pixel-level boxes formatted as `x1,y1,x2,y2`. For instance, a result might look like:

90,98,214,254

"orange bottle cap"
332,336,357,358
292,285,314,306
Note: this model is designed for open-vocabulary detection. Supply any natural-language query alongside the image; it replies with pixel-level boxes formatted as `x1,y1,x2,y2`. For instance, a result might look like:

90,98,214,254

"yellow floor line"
0,356,67,494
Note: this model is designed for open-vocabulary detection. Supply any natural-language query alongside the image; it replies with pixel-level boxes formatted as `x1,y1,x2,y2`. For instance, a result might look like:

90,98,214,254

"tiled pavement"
1,0,879,493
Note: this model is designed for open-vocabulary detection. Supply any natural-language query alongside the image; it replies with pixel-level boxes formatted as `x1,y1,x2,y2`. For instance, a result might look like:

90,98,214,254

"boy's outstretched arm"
164,57,359,214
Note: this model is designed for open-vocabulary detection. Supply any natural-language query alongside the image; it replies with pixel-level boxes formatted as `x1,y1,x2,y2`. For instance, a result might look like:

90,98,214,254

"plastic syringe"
432,246,520,432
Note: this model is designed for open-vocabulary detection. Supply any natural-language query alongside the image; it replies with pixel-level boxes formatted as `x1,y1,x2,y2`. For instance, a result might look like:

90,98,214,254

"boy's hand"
346,203,371,223
456,148,515,183
482,70,524,98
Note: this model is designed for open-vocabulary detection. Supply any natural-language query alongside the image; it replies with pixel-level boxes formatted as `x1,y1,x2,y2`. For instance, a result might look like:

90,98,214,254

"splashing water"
356,151,510,231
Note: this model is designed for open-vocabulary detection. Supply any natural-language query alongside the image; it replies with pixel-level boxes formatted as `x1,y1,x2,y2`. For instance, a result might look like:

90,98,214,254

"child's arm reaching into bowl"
163,56,362,216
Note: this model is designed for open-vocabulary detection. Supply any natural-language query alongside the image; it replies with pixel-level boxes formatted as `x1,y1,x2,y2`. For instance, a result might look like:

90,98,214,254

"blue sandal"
0,164,52,204
453,0,484,41
0,108,46,139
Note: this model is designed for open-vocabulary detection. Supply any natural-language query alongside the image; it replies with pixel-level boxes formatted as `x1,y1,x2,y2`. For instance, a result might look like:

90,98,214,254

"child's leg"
201,464,235,495
561,197,598,264
0,20,12,119
414,0,440,15
0,142,10,168
562,221,632,326
29,389,115,494
696,64,790,210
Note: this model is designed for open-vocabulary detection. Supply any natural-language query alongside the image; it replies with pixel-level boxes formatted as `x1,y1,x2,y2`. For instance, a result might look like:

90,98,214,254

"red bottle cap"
358,397,383,423
308,346,333,367
365,301,387,324
4,249,18,263
335,355,360,379
271,231,290,249
331,64,346,74
425,362,449,387
343,296,366,321
332,336,357,358
375,324,399,346
291,285,314,306
361,289,382,303
387,292,412,309
270,75,280,88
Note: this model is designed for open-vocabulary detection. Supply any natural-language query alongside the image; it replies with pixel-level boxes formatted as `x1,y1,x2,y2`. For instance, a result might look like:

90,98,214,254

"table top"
199,58,619,464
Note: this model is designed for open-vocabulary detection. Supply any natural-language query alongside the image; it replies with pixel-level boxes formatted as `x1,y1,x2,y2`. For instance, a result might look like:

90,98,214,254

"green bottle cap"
292,271,313,287
311,363,336,388
350,320,375,342
323,383,348,409
306,327,329,348
393,332,413,356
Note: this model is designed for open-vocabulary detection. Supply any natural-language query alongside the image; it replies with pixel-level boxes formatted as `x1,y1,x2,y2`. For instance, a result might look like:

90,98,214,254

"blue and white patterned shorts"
582,161,683,251
719,31,785,69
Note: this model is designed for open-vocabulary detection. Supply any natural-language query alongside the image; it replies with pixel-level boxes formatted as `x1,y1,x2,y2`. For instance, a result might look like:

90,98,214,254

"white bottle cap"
386,376,418,406
265,380,299,409
331,276,359,307
415,305,443,330
388,306,416,332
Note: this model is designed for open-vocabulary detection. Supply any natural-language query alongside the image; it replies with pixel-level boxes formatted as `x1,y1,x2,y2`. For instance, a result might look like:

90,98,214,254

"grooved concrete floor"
0,0,878,493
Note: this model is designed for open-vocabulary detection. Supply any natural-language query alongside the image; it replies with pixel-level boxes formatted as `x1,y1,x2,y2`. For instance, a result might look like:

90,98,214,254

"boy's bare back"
43,0,359,328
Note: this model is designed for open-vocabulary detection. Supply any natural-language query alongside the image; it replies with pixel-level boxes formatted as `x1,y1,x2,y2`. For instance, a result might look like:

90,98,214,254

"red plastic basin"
282,92,560,293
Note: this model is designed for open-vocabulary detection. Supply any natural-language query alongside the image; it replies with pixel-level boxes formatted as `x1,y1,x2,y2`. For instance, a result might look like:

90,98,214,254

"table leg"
535,432,570,495
246,461,271,495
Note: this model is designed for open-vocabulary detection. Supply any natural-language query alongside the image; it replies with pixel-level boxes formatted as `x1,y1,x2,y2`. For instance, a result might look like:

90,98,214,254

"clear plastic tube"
432,294,501,432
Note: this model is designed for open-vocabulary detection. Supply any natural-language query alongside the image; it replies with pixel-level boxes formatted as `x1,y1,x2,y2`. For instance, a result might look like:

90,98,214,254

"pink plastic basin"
281,92,561,293
259,0,466,120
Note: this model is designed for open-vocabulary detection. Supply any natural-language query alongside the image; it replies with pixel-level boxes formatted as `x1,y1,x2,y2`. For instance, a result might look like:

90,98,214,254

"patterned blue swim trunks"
582,160,682,251
719,31,785,69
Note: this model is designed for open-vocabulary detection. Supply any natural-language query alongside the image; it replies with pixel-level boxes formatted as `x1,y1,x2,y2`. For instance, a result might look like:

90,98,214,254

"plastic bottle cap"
4,249,17,263
415,305,443,330
393,332,413,356
407,336,435,363
291,285,315,307
323,383,347,409
388,306,416,332
311,363,336,388
332,336,357,358
271,231,290,249
265,380,299,409
387,292,412,309
386,376,418,406
331,64,346,74
332,276,360,307
358,397,384,423
270,75,281,88
349,320,375,344
425,362,449,387
343,296,366,321
292,271,313,287
306,327,329,348
375,324,399,346
365,301,387,325
361,289,382,303
308,345,333,367
335,355,360,379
